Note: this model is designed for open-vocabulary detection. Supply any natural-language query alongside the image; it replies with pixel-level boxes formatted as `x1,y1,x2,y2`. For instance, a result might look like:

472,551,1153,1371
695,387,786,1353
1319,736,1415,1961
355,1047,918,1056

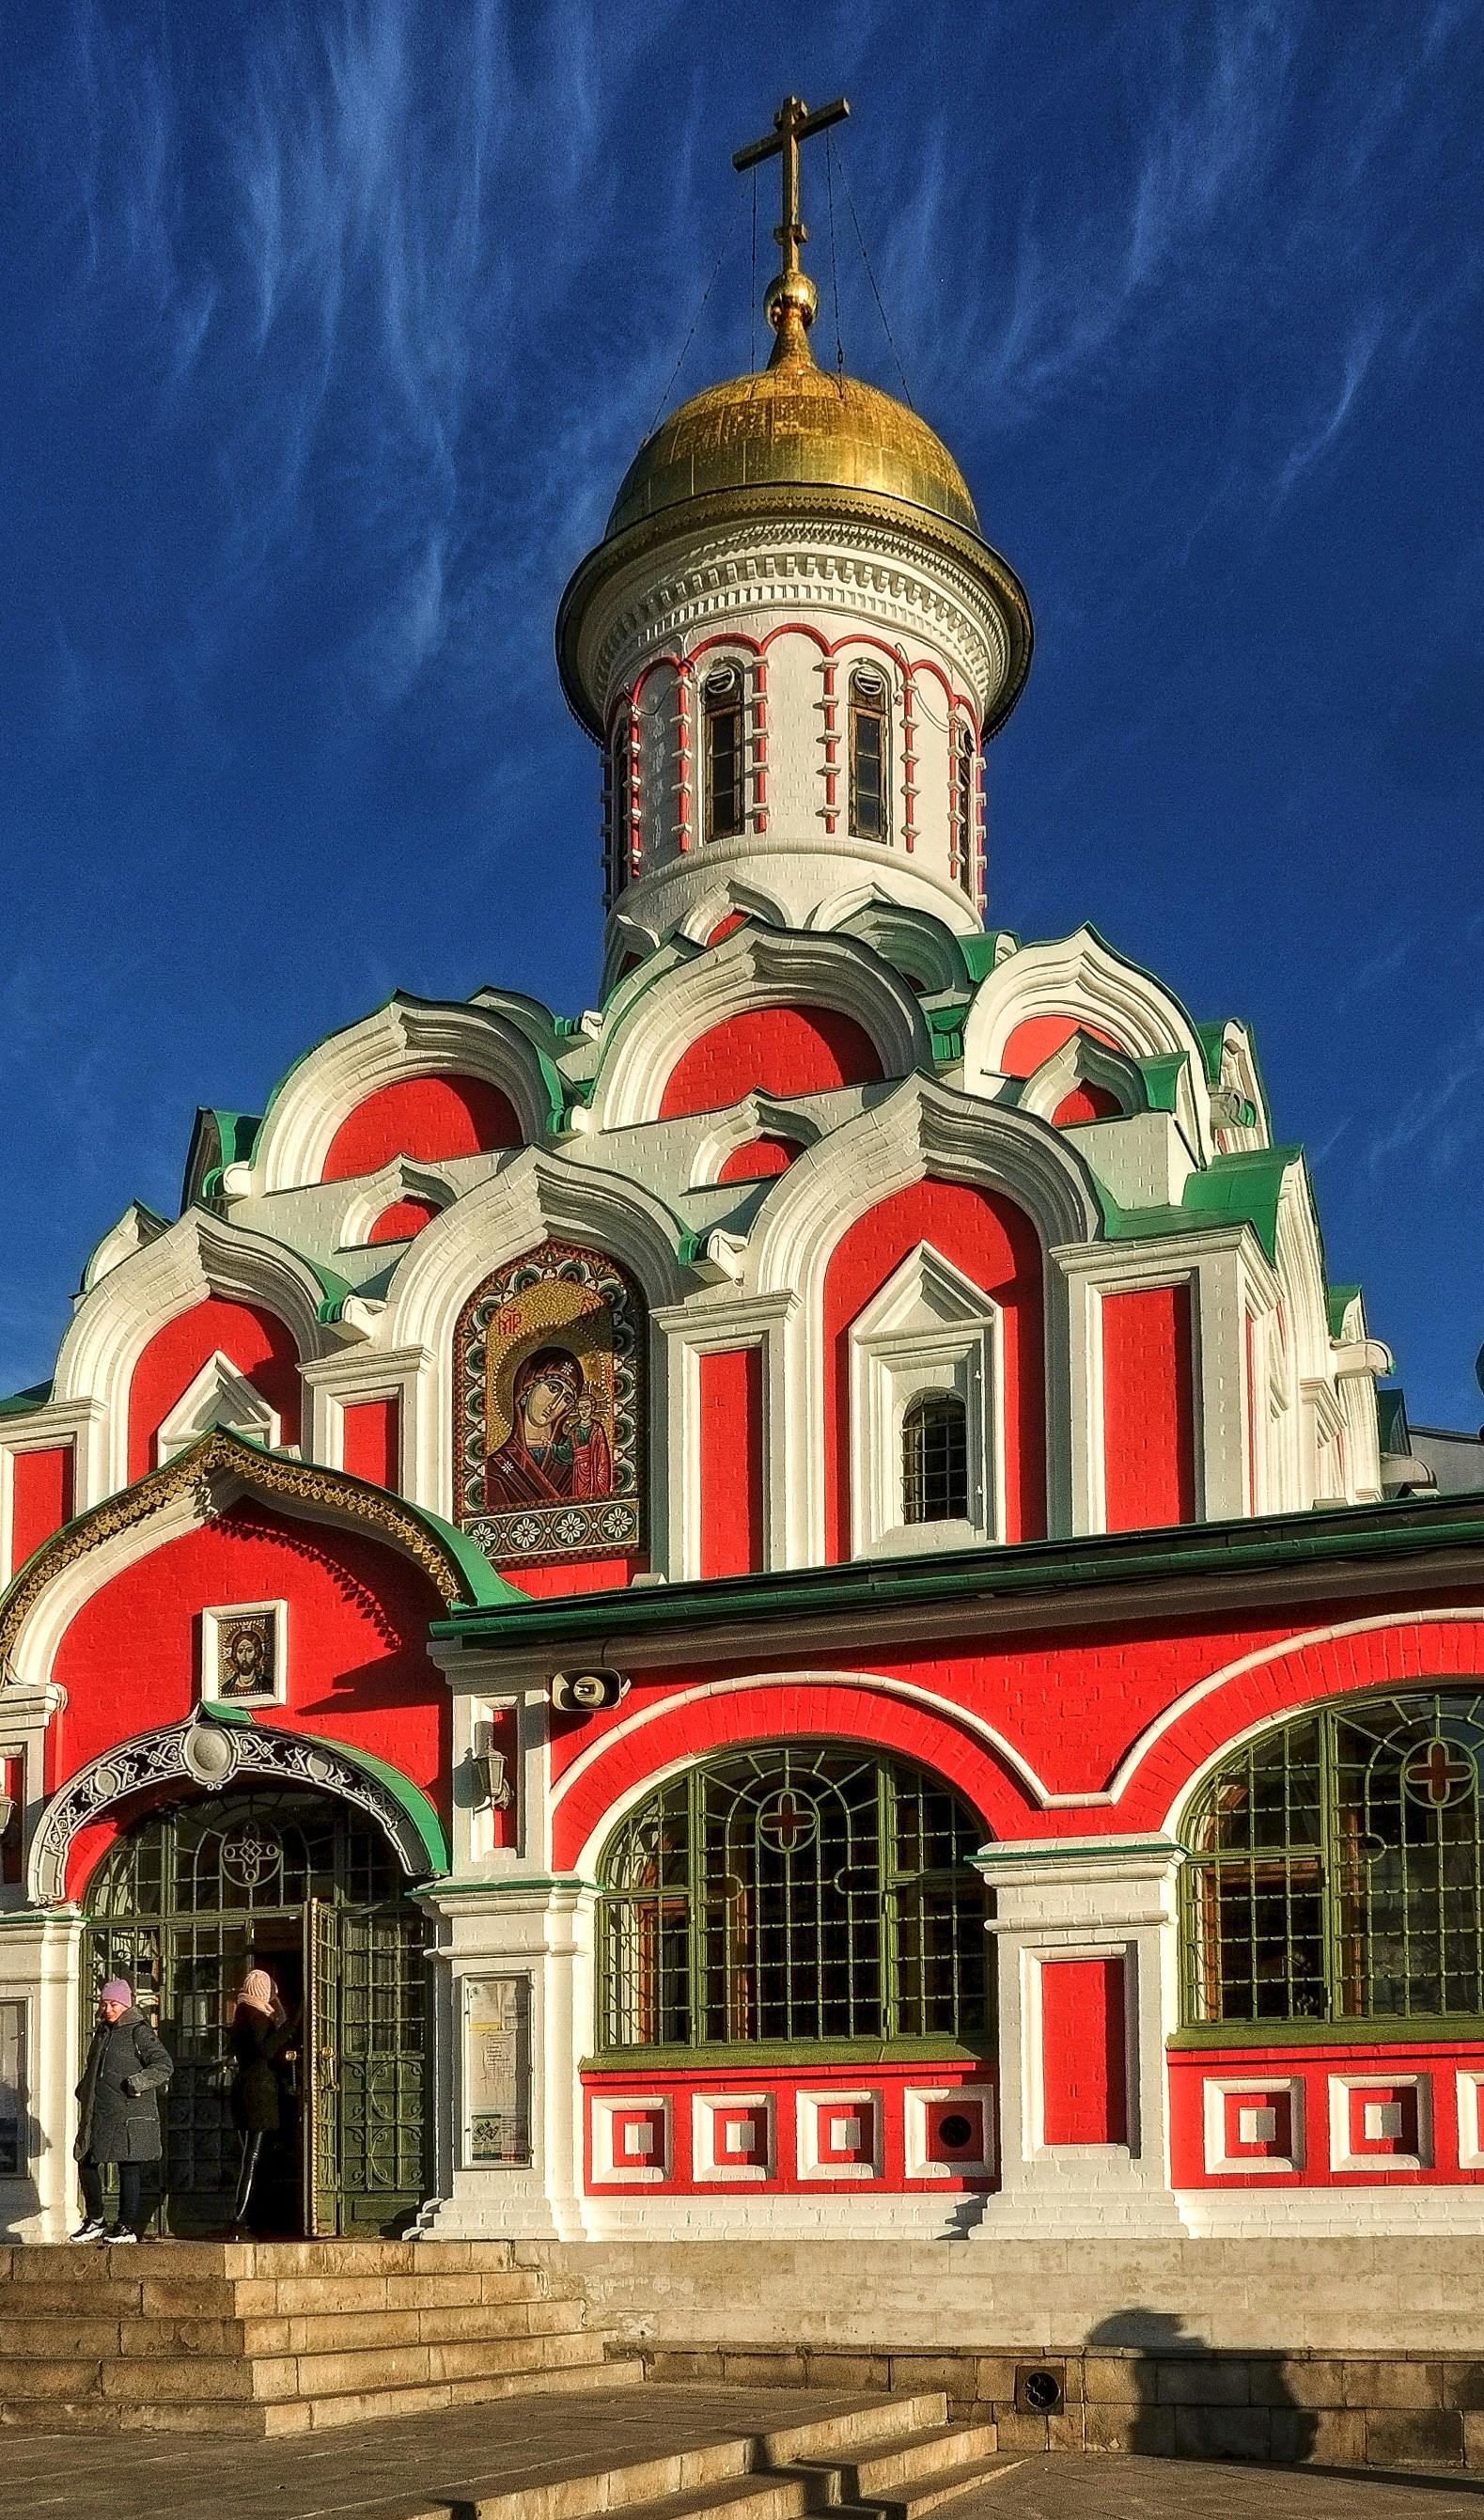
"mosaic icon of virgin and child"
481,1281,617,1515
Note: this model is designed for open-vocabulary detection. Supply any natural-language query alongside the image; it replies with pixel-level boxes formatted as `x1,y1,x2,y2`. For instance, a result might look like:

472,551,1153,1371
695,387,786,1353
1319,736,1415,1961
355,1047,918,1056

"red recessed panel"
340,1397,399,1491
698,1346,764,1579
8,1445,74,1572
1000,1015,1120,1079
321,1075,521,1181
1101,1283,1196,1532
715,1134,803,1183
1052,1081,1122,1126
1040,1957,1127,2145
659,1008,883,1119
824,1179,1046,1554
366,1197,442,1244
127,1297,302,1484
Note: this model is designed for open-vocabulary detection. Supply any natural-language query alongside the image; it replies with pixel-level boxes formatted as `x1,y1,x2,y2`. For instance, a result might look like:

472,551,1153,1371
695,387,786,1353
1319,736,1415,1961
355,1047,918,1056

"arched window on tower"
703,665,746,842
849,667,889,841
954,719,977,889
902,1391,969,1526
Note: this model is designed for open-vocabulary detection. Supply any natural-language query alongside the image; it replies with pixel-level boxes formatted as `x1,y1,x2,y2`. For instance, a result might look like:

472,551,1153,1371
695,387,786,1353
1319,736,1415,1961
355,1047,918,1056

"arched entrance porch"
81,1778,432,2236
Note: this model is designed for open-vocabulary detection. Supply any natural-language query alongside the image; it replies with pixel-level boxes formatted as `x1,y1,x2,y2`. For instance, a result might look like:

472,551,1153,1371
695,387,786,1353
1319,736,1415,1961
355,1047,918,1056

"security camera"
550,1668,628,1714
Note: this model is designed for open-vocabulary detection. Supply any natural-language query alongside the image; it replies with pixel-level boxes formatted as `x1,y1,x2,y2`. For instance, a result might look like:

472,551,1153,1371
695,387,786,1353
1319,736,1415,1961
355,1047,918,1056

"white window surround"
849,1244,1000,1558
156,1354,282,1464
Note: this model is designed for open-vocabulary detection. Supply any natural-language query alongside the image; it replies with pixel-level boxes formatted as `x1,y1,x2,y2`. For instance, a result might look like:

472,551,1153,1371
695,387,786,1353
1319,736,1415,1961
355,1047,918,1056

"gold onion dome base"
606,351,981,542
605,270,983,546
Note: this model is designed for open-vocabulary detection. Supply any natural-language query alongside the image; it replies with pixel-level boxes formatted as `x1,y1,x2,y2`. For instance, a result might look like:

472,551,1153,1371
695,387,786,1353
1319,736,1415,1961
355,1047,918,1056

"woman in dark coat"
227,1968,286,2236
71,1977,172,2243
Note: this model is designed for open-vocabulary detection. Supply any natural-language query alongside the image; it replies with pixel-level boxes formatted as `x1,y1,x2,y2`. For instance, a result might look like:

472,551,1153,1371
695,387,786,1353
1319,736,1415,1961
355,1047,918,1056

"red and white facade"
2,248,1480,2253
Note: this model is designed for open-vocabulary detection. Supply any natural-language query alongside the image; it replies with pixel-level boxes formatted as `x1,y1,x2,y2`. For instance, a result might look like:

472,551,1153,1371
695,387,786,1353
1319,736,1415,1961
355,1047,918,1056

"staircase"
0,2237,635,2434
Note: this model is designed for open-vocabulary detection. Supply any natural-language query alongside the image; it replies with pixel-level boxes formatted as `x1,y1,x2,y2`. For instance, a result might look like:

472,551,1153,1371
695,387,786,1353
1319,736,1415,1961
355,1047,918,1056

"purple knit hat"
100,1979,132,2006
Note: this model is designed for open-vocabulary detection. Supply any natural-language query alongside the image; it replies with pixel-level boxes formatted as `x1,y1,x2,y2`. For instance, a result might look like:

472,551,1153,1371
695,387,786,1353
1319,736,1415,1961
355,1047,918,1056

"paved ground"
958,2454,1484,2515
3,2391,1481,2519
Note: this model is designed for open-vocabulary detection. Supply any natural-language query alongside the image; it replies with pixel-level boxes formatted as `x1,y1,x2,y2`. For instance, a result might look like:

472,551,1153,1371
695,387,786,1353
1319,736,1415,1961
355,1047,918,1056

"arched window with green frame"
597,1743,992,2057
1181,1688,1484,2031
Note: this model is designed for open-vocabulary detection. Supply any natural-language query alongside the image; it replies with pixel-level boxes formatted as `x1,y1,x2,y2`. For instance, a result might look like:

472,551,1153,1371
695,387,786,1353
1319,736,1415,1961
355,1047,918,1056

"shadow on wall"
1085,2310,1319,2465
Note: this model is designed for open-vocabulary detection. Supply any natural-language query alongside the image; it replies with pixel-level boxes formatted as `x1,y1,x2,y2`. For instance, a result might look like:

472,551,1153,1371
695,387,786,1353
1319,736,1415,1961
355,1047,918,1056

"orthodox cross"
758,1787,816,1854
1402,1735,1475,1808
733,92,850,285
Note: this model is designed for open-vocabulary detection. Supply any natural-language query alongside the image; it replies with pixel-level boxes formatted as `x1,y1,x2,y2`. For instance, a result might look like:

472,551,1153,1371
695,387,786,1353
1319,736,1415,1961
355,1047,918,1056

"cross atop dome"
732,92,850,368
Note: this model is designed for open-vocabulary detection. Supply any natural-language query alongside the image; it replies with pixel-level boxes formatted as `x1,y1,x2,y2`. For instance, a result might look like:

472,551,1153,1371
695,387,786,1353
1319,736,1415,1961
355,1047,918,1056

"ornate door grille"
83,1787,430,2234
598,1744,992,2056
1182,1687,1484,2027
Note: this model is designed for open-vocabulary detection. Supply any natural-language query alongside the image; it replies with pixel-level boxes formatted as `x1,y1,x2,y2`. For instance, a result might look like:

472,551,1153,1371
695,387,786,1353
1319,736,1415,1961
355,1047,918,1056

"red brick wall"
1101,1283,1196,1530
823,1179,1046,1556
999,1014,1119,1078
340,1396,399,1490
321,1074,521,1180
47,1498,448,1885
366,1197,442,1244
8,1444,74,1570
127,1296,302,1482
1041,1958,1127,2143
698,1347,764,1577
658,1008,883,1119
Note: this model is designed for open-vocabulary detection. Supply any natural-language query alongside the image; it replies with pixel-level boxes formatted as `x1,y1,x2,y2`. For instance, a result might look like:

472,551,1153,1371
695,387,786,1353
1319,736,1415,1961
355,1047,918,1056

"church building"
3,98,1483,2253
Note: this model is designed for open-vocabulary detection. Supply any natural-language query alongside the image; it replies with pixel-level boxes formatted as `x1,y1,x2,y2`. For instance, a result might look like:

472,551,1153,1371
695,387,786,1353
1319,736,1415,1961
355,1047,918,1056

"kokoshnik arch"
1,94,1481,2246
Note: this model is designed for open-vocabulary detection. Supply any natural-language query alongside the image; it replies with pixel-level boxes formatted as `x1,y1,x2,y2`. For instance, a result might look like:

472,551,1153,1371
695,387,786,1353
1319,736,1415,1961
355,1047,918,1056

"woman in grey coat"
71,1978,173,2243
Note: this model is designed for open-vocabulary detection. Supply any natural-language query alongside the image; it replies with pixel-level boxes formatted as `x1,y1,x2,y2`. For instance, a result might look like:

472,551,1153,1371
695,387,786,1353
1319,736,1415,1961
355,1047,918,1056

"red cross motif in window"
1402,1736,1476,1809
757,1789,819,1855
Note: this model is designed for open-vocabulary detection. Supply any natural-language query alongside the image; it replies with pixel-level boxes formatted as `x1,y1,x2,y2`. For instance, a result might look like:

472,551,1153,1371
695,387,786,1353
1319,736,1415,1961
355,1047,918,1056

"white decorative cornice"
585,518,1005,725
744,1072,1102,1312
588,926,929,1135
255,997,558,1196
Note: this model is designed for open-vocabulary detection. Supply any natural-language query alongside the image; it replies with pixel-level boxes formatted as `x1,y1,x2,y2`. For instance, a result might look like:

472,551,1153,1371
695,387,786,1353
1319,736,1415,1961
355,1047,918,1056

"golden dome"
606,340,980,541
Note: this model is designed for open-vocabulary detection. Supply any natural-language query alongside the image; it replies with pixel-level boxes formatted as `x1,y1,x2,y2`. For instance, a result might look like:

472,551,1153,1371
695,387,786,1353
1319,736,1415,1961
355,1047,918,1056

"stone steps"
0,2240,633,2434
410,2390,1015,2520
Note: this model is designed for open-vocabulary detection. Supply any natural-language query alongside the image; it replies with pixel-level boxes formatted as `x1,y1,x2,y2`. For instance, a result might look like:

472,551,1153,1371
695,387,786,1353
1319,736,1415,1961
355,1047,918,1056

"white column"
977,1837,1190,2236
414,1880,597,2241
0,1907,86,2242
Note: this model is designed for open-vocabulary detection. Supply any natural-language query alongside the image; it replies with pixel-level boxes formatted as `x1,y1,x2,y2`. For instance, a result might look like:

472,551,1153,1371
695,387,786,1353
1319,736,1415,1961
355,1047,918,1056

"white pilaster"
978,1837,1190,2236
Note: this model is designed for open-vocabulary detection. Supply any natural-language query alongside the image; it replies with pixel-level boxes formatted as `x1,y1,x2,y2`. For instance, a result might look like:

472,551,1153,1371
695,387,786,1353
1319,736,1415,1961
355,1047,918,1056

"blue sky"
1,0,1480,1427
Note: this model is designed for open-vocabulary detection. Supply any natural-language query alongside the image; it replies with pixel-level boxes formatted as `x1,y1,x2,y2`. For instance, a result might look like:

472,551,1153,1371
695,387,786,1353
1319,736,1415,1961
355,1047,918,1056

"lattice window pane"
902,1393,969,1525
598,1744,991,2055
1182,1689,1484,2028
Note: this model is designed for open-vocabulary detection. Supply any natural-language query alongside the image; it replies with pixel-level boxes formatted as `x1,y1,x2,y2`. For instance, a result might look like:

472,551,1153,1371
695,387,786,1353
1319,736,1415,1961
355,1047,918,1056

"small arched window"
597,1743,991,2052
606,712,634,898
1182,1688,1484,2029
703,665,746,842
955,720,977,886
902,1392,969,1525
849,667,889,841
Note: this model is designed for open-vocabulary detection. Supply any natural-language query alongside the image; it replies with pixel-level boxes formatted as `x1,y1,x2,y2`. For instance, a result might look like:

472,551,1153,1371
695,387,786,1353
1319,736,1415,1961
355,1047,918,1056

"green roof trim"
925,1002,968,1064
1376,1386,1409,1451
1096,1145,1298,1266
1328,1283,1362,1338
432,1487,1484,1653
959,932,1014,984
1134,1053,1187,1115
202,1703,448,1872
1194,1021,1228,1087
0,1381,53,1419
